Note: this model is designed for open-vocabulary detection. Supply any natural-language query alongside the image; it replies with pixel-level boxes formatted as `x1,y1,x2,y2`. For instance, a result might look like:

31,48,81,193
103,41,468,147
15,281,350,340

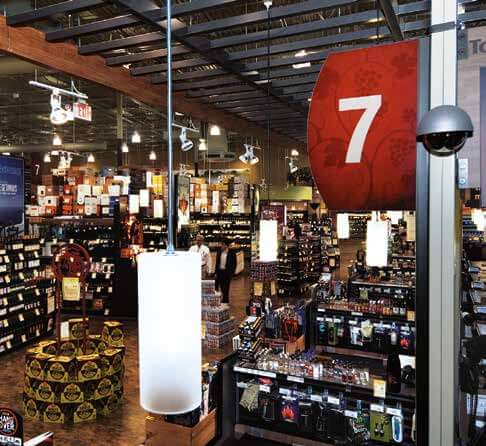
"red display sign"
73,102,92,122
308,40,418,211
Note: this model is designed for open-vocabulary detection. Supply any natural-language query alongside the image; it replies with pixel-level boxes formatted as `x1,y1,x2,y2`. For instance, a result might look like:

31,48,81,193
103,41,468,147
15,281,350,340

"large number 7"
339,95,382,164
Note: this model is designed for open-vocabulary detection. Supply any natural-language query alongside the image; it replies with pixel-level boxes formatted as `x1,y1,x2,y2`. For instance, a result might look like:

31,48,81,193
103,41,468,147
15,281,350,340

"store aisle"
0,274,251,446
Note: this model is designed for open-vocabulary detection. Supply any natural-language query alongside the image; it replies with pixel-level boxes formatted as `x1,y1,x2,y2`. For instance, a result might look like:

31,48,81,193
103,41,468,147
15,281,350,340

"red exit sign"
73,102,92,122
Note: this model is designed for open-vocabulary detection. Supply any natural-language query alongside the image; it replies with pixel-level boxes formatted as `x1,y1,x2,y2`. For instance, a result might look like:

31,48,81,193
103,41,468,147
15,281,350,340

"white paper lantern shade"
137,251,202,414
259,220,278,262
336,214,350,239
366,219,389,267
472,209,485,231
405,212,416,242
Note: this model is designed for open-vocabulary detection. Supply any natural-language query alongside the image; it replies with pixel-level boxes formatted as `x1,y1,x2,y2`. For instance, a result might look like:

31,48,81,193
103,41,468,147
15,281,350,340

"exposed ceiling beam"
204,91,265,104
131,58,209,75
79,32,163,55
183,0,358,36
7,0,105,26
187,84,255,98
0,16,301,149
377,0,404,41
106,46,191,66
172,76,243,90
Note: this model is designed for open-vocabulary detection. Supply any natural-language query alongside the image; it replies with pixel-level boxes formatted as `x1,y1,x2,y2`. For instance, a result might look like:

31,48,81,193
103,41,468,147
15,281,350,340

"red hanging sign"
308,40,419,211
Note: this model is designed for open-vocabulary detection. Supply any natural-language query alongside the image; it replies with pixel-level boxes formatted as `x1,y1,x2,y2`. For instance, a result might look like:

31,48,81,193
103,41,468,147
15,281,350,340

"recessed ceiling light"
295,49,308,58
292,62,311,69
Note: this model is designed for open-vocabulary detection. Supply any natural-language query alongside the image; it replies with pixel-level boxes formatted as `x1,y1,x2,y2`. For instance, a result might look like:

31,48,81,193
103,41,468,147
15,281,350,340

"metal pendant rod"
166,0,175,254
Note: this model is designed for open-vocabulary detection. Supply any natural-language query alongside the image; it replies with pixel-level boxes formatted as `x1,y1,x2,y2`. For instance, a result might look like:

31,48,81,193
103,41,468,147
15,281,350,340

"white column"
429,0,461,444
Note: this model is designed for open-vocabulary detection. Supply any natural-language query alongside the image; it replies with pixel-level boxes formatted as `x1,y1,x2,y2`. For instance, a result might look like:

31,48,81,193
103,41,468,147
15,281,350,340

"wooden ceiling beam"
0,17,302,149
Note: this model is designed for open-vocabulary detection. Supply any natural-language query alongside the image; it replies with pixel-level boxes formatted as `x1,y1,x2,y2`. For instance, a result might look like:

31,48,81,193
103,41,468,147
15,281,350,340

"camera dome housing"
417,105,473,156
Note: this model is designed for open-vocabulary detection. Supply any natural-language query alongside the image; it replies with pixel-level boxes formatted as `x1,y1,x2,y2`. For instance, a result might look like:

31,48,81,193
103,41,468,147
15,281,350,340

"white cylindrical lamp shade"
259,219,278,262
336,213,350,239
137,251,201,414
405,212,416,241
366,220,389,267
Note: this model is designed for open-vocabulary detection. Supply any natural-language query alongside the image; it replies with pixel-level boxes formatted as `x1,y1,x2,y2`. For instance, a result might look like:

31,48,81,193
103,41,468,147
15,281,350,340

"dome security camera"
417,105,473,156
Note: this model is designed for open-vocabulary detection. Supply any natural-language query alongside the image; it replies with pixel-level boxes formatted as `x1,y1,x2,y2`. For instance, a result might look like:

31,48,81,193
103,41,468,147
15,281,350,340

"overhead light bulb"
264,0,272,9
292,62,311,69
43,153,51,163
149,150,157,161
52,134,62,146
209,125,221,136
198,139,208,151
239,144,259,165
87,153,95,163
291,149,299,157
131,131,141,144
121,142,129,153
179,127,194,152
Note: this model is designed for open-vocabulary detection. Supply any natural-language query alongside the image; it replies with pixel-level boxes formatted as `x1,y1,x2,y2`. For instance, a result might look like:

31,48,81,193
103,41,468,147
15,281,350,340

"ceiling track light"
131,130,141,144
179,127,194,152
239,144,259,165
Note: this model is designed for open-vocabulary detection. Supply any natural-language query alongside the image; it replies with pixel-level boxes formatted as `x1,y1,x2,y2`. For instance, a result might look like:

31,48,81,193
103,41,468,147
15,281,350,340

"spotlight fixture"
179,127,194,152
239,144,259,165
52,134,62,146
49,92,72,125
209,125,221,136
131,131,141,144
87,153,95,163
198,139,208,151
263,0,272,9
291,149,299,157
288,158,298,174
121,142,129,153
149,150,157,161
43,153,51,163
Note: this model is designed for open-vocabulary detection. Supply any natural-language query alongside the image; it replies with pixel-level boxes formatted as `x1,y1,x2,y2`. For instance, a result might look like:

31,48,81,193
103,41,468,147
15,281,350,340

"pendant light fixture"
239,144,259,165
149,150,157,161
87,153,95,163
137,0,201,416
366,212,389,267
198,139,208,151
131,130,141,144
209,125,221,136
336,213,350,239
121,142,129,153
52,133,62,146
259,219,278,262
43,153,51,163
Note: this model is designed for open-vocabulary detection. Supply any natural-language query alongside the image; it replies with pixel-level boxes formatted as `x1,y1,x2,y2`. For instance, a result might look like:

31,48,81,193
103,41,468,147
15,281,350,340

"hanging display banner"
308,40,418,211
0,407,23,446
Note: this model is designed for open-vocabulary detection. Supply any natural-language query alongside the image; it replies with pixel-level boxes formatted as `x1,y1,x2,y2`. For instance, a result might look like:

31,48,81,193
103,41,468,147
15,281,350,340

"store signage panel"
308,40,418,211
73,102,92,122
0,407,23,446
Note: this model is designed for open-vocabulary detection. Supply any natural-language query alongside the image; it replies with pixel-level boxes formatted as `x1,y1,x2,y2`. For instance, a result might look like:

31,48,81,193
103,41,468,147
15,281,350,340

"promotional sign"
73,102,92,122
0,407,23,446
0,156,24,230
308,40,418,211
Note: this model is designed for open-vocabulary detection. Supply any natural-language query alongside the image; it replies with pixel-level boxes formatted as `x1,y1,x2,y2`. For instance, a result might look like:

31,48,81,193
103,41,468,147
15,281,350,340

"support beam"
131,57,208,75
106,46,191,66
79,32,163,55
6,0,105,26
187,84,256,98
377,0,404,41
0,16,301,149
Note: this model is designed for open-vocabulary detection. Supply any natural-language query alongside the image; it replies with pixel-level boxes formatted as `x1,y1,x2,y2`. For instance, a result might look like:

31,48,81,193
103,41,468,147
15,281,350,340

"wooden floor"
0,274,252,446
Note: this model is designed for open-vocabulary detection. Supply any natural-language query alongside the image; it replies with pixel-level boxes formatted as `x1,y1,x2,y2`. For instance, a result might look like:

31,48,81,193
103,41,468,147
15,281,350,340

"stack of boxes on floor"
202,280,235,349
23,319,125,424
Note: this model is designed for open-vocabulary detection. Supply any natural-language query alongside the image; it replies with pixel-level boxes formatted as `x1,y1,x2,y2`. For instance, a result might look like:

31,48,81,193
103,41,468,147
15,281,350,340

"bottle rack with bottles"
0,237,55,355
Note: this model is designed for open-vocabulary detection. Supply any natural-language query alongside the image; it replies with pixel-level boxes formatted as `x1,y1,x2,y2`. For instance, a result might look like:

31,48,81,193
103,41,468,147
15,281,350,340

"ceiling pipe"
0,142,108,153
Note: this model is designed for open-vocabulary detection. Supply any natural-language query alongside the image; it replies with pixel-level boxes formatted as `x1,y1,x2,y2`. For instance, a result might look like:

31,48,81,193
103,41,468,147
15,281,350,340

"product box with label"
45,356,76,383
102,321,124,347
77,354,102,382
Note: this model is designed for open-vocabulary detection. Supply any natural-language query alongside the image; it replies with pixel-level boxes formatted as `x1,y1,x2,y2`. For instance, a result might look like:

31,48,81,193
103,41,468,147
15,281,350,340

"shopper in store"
189,234,211,278
215,239,236,303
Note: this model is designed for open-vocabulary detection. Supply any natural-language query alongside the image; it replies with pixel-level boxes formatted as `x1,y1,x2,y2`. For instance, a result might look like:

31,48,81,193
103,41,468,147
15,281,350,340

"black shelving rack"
0,237,55,355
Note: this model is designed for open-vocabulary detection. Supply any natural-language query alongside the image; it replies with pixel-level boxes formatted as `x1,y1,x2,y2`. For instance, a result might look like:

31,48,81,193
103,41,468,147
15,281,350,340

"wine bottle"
387,351,401,393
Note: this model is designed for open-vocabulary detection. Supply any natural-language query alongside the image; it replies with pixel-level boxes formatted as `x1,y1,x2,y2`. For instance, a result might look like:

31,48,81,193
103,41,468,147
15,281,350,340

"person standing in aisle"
189,234,211,278
215,240,236,303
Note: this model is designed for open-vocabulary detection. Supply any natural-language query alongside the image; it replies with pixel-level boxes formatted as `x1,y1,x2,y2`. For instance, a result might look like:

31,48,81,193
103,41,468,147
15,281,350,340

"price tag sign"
287,376,304,384
308,41,418,210
327,396,340,406
373,379,387,398
62,278,80,302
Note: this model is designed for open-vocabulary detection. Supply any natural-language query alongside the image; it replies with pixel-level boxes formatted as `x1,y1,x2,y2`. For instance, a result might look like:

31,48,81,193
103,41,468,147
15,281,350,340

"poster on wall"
0,155,24,233
308,41,418,211
176,174,190,230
